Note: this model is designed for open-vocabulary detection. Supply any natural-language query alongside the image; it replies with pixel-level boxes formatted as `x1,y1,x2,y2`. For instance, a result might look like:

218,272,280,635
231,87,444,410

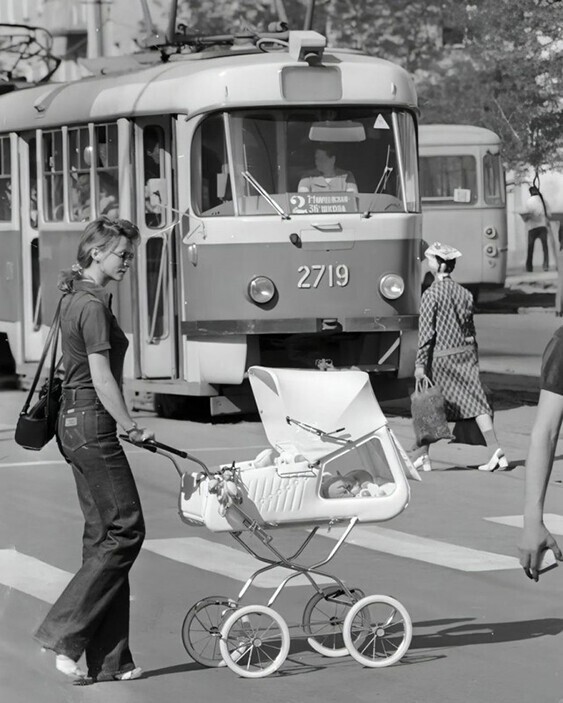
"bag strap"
20,298,63,414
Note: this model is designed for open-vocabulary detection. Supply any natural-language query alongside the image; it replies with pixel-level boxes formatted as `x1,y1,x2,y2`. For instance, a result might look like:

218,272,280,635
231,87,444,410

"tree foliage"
151,0,562,172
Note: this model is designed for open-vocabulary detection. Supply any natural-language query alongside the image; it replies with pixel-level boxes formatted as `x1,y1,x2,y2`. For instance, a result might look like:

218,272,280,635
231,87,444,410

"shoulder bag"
15,299,63,450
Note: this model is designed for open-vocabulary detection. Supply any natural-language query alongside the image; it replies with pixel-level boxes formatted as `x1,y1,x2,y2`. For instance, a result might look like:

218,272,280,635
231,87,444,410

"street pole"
87,0,105,58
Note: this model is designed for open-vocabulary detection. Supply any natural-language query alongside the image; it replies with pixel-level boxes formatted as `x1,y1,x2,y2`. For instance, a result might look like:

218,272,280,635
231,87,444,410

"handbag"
15,299,63,450
410,376,452,446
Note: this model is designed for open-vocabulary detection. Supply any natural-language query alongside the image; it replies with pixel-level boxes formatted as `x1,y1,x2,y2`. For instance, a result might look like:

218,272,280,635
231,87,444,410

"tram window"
192,114,232,216
396,112,419,211
145,237,168,340
0,136,11,222
483,153,504,206
69,127,92,222
419,156,477,204
29,137,38,228
95,124,119,218
143,126,165,228
42,130,64,222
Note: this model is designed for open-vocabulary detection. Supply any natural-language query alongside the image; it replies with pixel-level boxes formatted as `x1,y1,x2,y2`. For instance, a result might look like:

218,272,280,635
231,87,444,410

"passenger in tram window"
143,128,163,227
71,172,92,222
0,179,12,221
35,216,154,684
297,145,358,193
97,171,119,218
30,183,38,229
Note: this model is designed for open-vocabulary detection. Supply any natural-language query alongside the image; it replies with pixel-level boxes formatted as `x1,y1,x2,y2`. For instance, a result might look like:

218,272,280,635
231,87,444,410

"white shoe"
412,454,432,472
478,448,508,472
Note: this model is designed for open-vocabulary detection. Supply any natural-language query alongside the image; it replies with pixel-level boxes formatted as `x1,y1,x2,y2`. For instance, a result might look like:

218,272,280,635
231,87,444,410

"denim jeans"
34,391,145,678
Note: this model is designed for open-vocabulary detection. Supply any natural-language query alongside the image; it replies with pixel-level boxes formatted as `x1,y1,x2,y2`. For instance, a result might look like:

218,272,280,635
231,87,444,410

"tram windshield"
192,107,418,217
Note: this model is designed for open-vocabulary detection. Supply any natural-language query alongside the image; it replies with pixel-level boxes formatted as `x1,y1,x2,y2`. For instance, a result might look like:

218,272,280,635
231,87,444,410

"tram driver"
297,144,358,194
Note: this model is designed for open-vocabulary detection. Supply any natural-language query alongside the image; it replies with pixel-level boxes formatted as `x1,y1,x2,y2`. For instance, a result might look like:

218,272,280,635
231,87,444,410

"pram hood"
248,366,388,462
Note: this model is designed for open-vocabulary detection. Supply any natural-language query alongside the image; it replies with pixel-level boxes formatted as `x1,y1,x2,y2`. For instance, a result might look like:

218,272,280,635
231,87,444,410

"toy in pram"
130,366,420,678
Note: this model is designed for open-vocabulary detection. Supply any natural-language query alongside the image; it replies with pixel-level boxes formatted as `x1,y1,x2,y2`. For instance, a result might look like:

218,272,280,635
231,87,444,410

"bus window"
29,137,38,229
483,152,504,206
0,136,11,221
419,155,477,204
95,124,119,218
69,127,92,222
43,130,64,222
143,126,166,228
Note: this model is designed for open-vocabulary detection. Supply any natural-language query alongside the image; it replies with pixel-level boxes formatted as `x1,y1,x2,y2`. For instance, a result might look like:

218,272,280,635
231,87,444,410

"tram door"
134,118,178,378
18,132,44,361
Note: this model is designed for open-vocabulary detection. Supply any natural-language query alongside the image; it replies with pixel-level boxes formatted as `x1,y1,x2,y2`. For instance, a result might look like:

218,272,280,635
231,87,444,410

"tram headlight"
248,276,276,305
484,226,497,239
379,274,404,300
484,244,498,258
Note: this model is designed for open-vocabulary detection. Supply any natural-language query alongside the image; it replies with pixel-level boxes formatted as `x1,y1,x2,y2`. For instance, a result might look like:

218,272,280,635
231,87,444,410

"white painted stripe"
0,460,67,469
0,549,72,604
316,525,520,571
485,513,563,535
143,537,333,587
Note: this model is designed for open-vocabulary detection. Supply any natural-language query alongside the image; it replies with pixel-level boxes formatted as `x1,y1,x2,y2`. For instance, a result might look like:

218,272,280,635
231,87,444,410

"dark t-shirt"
60,280,129,389
540,327,563,396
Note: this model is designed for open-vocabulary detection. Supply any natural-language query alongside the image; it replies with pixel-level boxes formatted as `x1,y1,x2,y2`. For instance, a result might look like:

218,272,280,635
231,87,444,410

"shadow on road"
411,616,563,649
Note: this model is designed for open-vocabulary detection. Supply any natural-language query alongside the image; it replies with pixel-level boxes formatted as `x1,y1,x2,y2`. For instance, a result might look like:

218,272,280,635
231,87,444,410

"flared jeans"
34,390,145,678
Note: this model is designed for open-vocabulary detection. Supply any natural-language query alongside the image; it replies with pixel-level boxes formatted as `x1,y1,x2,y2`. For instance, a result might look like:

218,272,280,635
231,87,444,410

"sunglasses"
109,250,135,263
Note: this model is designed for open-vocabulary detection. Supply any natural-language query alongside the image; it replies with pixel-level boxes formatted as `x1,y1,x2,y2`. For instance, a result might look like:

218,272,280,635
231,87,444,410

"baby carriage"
133,366,419,678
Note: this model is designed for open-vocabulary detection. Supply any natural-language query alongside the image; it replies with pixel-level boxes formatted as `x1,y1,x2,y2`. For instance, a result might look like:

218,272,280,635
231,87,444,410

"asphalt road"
2,379,563,703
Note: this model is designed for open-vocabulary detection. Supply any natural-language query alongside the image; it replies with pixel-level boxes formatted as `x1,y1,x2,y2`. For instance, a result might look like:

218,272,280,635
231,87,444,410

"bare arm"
519,389,563,579
88,351,153,442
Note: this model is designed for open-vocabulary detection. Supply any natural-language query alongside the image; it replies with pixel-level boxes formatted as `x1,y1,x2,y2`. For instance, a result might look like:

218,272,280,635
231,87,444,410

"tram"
418,124,507,300
0,27,422,415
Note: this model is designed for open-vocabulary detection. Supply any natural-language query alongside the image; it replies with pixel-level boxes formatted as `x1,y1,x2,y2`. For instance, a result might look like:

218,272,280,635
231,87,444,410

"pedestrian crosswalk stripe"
0,549,72,604
143,537,333,588
315,525,520,571
485,513,563,535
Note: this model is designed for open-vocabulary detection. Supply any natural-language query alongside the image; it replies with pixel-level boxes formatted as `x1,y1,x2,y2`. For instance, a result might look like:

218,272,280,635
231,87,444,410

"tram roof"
419,124,500,147
0,49,417,132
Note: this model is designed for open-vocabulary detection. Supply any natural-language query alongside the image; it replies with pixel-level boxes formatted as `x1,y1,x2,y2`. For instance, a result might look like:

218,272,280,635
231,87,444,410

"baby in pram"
321,469,394,499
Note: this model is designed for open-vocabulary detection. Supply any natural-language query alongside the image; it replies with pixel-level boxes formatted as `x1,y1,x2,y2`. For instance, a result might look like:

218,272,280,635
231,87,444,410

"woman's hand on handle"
126,425,155,444
414,366,426,381
518,522,563,581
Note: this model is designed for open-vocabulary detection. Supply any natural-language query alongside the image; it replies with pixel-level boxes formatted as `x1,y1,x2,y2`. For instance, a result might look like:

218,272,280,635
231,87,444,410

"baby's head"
322,469,374,498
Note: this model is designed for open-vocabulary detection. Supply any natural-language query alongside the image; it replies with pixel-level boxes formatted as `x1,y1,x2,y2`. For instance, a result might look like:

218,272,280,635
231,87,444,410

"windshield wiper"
362,145,394,219
241,170,290,220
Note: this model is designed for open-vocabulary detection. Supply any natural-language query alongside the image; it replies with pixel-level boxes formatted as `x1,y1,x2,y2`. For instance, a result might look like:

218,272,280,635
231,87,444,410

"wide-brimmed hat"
424,241,462,260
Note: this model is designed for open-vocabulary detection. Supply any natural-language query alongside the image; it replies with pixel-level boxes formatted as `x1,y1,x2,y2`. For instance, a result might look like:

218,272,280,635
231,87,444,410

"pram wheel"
219,605,290,678
181,596,237,667
343,595,412,668
302,585,365,657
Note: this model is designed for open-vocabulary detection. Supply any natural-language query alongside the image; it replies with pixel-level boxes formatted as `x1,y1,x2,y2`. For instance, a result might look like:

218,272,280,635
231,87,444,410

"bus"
0,28,422,415
418,124,507,300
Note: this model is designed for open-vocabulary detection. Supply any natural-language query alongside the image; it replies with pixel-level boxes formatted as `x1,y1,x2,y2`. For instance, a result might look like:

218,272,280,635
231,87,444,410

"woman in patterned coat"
412,241,507,472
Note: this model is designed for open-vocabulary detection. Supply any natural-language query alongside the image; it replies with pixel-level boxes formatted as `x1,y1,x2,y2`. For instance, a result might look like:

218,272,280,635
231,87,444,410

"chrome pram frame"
127,367,419,678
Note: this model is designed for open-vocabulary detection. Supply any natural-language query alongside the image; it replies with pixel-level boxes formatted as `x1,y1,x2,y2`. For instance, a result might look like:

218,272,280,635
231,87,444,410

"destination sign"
289,193,356,215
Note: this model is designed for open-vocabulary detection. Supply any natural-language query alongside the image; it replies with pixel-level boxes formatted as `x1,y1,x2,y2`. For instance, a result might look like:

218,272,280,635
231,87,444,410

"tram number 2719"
297,264,350,289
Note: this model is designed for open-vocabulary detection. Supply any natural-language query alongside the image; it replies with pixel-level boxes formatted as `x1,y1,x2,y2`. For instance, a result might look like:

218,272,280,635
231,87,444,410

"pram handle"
119,435,211,476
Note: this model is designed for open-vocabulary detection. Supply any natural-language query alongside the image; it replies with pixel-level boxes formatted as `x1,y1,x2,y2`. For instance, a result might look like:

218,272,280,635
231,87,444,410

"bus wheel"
154,394,210,421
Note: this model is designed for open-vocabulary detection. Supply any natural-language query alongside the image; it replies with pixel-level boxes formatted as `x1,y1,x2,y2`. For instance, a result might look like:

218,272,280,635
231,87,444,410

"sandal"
96,666,143,682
